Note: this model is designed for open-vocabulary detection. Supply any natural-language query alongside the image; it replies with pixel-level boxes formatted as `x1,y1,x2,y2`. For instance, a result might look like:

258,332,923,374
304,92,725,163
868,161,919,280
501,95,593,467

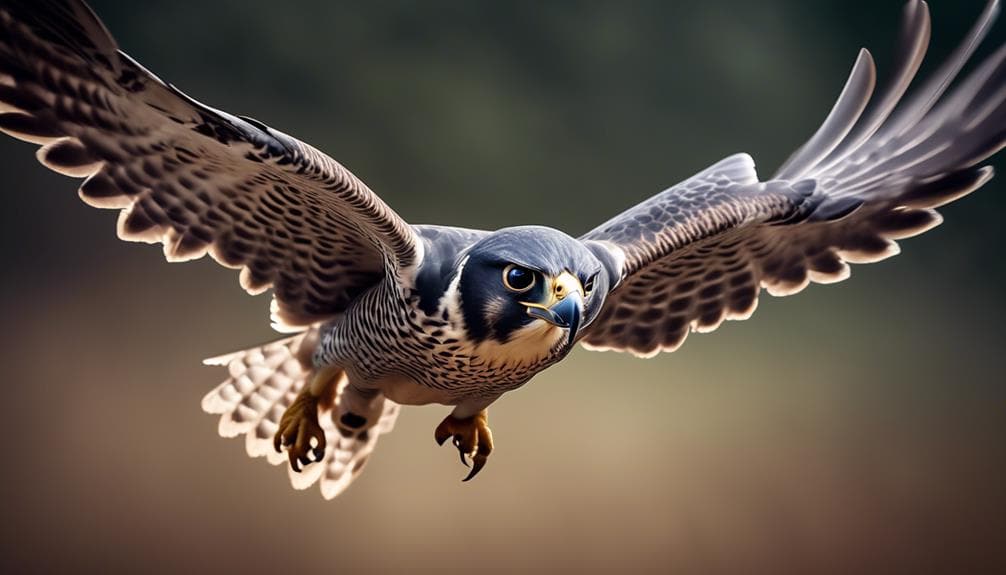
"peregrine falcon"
1,0,1003,499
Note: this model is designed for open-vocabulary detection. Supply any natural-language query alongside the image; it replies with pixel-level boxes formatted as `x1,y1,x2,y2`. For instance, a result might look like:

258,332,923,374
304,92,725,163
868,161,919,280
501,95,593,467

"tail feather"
291,385,401,499
201,329,400,499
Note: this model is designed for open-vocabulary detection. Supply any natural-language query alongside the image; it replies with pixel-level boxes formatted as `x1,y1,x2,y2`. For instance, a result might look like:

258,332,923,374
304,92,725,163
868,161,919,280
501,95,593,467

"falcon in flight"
1,0,1003,499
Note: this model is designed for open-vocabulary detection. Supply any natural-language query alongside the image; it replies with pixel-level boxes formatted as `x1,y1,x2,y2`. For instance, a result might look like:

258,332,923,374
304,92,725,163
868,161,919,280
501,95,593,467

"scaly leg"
435,409,494,481
274,366,340,471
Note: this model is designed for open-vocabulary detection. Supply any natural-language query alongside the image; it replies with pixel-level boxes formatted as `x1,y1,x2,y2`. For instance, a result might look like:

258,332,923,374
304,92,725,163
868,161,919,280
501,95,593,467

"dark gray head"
457,226,619,351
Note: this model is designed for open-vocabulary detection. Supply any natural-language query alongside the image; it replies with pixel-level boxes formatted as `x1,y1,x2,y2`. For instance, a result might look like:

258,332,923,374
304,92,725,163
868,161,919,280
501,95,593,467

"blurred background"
1,0,1004,573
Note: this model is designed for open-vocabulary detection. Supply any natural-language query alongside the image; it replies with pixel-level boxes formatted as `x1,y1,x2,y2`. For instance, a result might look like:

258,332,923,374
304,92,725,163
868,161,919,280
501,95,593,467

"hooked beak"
522,271,584,347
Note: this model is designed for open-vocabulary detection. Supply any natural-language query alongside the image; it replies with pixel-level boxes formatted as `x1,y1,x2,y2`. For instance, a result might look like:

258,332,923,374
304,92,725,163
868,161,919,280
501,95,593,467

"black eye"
583,274,596,294
502,264,535,292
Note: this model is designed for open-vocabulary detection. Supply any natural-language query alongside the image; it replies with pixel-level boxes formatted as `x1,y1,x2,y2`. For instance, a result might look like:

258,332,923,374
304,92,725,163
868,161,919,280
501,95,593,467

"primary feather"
580,0,1005,357
0,0,422,331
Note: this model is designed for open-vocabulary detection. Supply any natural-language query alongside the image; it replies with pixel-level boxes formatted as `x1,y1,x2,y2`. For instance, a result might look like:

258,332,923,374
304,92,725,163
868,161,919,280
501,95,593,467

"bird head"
457,226,620,353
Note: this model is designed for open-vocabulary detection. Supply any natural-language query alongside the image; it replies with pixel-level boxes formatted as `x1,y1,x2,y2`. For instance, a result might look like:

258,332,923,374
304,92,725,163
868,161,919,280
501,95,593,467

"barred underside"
0,0,423,330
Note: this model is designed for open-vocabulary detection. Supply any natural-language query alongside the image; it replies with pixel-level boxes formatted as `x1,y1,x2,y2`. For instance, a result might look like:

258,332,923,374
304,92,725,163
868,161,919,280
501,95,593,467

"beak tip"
523,284,585,348
554,292,583,348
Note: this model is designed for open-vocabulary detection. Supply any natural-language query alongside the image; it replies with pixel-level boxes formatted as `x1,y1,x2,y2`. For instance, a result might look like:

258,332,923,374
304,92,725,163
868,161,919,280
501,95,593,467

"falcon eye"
502,264,536,292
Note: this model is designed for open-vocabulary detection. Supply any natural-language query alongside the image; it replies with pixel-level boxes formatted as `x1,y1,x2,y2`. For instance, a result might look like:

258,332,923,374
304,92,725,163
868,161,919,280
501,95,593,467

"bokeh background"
1,0,1004,573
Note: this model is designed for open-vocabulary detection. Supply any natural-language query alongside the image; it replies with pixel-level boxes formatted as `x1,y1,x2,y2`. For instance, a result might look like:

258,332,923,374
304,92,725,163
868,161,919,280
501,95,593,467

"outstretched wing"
580,0,1005,357
0,0,422,329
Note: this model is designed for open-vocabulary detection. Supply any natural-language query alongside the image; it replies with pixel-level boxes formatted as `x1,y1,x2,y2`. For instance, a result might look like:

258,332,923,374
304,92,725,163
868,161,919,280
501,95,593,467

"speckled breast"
315,279,569,402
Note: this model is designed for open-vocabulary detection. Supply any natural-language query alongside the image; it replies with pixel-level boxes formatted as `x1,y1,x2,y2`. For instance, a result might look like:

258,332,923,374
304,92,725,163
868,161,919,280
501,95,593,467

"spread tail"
200,329,400,499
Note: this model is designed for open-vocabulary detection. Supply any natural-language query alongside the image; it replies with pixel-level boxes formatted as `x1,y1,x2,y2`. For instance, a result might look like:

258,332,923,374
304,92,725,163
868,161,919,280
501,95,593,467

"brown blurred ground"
0,1,1004,573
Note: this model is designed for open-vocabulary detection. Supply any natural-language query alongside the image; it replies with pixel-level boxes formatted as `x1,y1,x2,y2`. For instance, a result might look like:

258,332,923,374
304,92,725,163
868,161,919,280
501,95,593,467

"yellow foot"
434,410,493,482
274,389,326,472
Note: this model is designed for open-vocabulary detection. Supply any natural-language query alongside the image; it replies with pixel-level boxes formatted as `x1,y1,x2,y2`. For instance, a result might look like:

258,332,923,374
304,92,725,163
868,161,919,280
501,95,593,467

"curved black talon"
451,437,470,467
289,450,303,472
462,455,488,482
434,411,493,481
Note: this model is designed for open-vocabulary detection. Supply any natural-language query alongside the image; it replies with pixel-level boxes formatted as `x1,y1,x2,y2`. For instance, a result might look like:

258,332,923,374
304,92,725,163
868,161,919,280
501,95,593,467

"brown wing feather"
0,0,421,329
580,0,1005,357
